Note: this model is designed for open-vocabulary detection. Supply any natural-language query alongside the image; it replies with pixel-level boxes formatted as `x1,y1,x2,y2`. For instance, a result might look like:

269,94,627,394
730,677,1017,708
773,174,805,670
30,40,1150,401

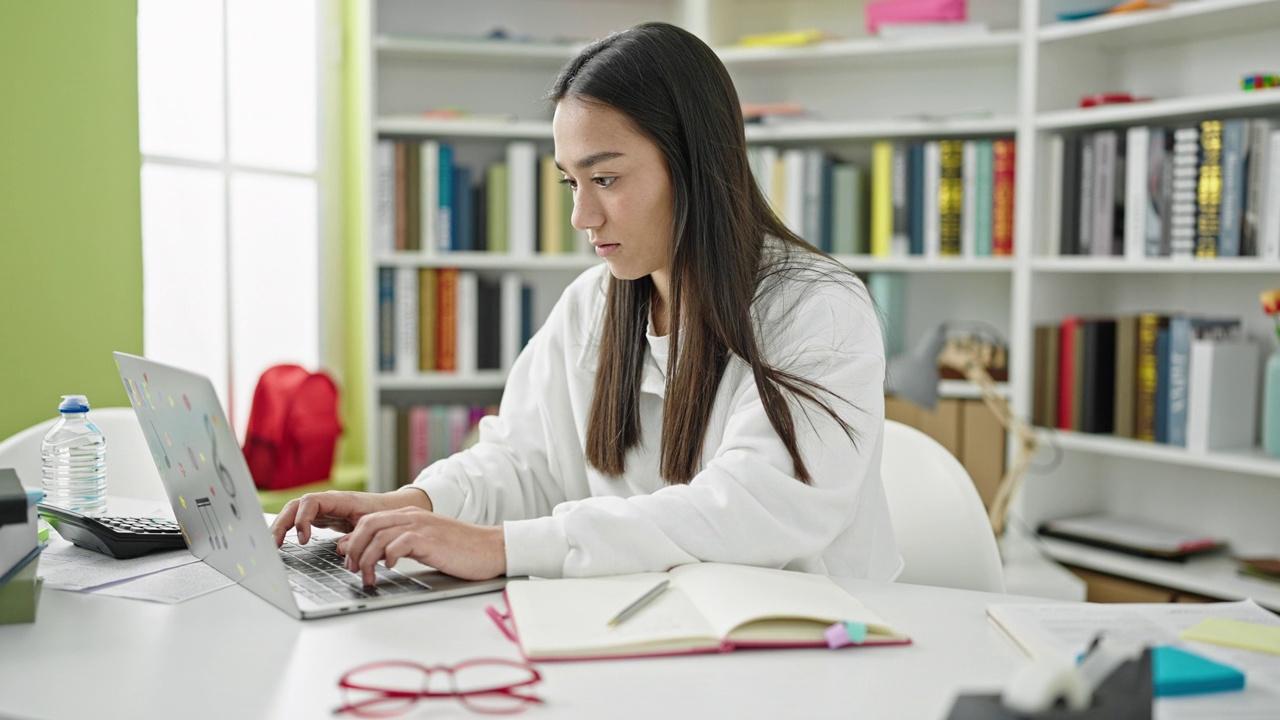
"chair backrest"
0,407,167,502
880,419,1006,593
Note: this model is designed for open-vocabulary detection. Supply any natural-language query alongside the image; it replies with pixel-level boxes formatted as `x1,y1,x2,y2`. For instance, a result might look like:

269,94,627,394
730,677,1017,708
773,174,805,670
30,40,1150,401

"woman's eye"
594,177,616,188
558,177,577,190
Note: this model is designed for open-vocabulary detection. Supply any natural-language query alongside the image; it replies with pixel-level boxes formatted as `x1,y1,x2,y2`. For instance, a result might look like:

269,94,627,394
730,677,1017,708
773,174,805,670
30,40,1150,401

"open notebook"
501,563,910,661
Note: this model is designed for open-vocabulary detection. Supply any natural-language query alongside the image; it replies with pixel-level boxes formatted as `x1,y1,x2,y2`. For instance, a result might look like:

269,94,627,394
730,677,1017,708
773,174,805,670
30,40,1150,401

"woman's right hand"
270,487,433,547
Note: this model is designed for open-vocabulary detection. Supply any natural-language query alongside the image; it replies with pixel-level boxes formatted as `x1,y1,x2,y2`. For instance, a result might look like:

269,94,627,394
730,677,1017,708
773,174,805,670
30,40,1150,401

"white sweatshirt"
414,252,902,581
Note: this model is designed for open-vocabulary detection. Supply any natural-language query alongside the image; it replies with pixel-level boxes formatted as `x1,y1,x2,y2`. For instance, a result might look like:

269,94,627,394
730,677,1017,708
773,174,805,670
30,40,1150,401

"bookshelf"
360,0,1280,600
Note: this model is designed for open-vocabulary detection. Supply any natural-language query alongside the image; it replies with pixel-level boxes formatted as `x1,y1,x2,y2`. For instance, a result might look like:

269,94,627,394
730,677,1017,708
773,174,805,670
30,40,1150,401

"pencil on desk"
606,579,670,627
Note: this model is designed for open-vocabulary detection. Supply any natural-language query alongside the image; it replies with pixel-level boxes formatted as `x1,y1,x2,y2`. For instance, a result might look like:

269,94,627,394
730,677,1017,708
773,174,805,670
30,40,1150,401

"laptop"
113,351,510,619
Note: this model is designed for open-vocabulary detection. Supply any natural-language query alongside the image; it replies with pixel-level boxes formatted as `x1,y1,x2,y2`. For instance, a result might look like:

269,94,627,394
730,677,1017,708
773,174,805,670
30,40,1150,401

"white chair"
0,407,167,502
880,419,1006,593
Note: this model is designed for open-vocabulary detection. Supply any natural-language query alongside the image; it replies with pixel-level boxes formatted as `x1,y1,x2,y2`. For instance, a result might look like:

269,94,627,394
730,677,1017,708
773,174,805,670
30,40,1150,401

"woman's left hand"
336,508,507,585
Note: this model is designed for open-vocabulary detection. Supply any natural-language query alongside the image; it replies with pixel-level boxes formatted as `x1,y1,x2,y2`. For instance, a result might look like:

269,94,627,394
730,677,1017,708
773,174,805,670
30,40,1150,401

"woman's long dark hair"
551,22,863,485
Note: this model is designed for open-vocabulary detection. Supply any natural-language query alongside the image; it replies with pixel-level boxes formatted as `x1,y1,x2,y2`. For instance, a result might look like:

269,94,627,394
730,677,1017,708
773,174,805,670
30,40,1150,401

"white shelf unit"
364,0,1025,494
1012,0,1280,598
360,0,1280,600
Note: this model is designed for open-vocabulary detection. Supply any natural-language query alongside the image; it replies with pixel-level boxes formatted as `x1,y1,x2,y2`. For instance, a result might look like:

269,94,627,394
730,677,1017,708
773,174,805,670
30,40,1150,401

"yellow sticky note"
1180,618,1280,656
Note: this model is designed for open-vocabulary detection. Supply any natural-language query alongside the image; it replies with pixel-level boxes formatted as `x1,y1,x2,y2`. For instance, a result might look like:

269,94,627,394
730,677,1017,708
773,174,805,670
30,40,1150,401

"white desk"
0,572,1046,720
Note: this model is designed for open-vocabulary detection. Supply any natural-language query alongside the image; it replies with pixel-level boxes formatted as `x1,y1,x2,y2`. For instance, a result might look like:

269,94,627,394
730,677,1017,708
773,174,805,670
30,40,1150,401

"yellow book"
870,141,894,257
417,268,437,371
737,29,829,47
539,155,563,254
501,563,908,661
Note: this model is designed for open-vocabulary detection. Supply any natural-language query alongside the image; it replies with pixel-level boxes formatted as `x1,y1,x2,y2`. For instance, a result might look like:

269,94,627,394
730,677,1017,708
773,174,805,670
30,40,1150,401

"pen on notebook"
606,579,670,627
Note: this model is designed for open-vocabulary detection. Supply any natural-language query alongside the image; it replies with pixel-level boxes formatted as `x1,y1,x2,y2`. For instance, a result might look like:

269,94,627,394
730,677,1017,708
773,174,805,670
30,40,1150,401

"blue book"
378,267,395,372
908,143,925,255
1154,327,1170,443
453,166,473,252
973,140,994,256
1217,119,1246,257
437,144,455,251
820,156,834,253
866,272,906,359
1165,316,1191,447
1152,646,1244,697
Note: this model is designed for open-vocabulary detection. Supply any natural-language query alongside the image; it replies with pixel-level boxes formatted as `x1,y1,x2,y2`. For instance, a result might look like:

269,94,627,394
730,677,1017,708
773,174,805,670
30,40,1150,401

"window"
137,0,327,438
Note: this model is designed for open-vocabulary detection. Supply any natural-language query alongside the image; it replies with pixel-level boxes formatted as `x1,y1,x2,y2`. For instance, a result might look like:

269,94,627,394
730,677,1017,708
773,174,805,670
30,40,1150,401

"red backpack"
242,365,343,491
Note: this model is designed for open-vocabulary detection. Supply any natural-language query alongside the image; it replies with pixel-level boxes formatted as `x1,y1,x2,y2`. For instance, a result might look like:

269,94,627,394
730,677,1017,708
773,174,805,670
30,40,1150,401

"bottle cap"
58,395,90,413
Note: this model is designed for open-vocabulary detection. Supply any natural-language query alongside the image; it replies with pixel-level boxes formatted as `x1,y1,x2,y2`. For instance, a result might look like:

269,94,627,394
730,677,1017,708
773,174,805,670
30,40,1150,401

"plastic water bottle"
41,394,108,516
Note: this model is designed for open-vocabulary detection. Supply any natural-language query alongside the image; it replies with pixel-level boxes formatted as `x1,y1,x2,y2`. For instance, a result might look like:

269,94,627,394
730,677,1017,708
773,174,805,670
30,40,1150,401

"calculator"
37,502,189,559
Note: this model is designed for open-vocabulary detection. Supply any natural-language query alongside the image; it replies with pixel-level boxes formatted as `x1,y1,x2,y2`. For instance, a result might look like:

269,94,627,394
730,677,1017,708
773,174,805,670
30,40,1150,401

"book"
500,563,909,661
870,141,894,257
1185,337,1260,453
0,469,41,578
1038,514,1224,561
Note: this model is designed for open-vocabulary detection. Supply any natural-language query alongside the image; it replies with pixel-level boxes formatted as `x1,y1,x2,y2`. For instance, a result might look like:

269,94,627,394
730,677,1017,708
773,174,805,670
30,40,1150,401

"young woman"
271,21,901,585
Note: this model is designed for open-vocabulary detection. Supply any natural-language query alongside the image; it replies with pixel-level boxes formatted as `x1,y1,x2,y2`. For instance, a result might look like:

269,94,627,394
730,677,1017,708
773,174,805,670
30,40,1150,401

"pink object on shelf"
865,0,968,34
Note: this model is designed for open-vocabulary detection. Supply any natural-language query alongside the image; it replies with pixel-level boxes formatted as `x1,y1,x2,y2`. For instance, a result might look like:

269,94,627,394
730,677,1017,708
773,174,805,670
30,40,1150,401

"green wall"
0,2,143,442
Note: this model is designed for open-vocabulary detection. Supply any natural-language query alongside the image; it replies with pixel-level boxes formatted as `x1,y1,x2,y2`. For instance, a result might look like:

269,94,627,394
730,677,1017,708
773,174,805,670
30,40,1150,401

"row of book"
377,268,534,375
1033,314,1262,453
375,139,589,256
1051,119,1280,259
748,138,1017,258
378,404,496,488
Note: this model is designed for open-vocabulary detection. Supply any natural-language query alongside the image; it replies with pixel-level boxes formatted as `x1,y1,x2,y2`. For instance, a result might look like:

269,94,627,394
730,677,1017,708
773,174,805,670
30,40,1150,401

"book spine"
507,141,537,256
395,266,419,376
1058,316,1079,430
1113,315,1138,439
974,139,993,257
908,142,925,256
476,275,502,371
831,163,856,255
1092,130,1117,256
1195,120,1222,258
1166,316,1191,447
500,272,523,371
1124,126,1149,260
487,163,509,253
783,148,806,237
924,141,941,258
420,140,439,254
992,139,1015,256
408,405,430,480
1077,133,1095,255
1154,326,1171,443
436,268,458,372
1217,119,1246,257
891,143,910,256
375,140,395,254
938,140,963,256
456,271,478,375
378,267,395,372
870,141,894,257
805,148,826,251
417,268,437,372
1169,126,1200,259
539,154,563,255
1059,133,1080,255
819,154,834,253
437,143,455,253
1145,128,1168,257
1264,131,1280,260
1242,120,1275,256
961,140,977,258
394,142,407,252
1135,313,1162,441
453,165,473,252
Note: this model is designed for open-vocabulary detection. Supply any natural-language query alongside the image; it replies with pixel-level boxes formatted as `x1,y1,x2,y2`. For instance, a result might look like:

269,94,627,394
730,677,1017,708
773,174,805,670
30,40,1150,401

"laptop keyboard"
279,538,432,605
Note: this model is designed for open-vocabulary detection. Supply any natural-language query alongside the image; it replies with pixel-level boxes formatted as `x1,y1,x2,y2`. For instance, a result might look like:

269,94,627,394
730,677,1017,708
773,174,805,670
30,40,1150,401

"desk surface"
0,569,1044,720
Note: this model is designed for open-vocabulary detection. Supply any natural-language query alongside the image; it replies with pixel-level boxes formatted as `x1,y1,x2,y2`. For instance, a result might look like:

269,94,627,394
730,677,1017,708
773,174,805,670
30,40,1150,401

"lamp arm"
936,344,1040,537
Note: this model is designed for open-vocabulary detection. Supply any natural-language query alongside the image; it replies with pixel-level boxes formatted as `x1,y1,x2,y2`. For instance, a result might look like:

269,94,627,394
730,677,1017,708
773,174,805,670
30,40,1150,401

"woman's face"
553,97,675,288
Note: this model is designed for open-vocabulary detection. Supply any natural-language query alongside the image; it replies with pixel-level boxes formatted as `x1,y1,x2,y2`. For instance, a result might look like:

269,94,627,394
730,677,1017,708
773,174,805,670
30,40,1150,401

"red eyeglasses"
335,658,544,716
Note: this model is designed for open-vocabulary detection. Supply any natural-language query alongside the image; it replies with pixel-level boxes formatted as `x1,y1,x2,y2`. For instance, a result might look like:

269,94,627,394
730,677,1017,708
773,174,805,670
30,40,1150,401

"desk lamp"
885,324,1039,537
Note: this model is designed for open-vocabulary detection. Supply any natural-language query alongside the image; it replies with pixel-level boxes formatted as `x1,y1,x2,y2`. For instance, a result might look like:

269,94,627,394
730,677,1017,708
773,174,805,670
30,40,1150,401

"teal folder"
1152,646,1244,697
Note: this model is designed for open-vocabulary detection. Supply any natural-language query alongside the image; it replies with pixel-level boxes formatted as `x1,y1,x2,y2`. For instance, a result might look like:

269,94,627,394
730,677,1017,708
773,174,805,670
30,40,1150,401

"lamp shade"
885,325,948,410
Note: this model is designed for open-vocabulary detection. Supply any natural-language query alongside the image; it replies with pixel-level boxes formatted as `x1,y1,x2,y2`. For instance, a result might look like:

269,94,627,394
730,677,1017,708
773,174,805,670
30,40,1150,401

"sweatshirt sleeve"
503,278,889,579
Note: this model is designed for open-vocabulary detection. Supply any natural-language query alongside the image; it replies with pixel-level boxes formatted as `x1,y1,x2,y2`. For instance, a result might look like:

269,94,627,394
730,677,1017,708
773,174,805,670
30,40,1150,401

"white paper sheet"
94,561,234,604
988,599,1280,720
38,535,199,591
